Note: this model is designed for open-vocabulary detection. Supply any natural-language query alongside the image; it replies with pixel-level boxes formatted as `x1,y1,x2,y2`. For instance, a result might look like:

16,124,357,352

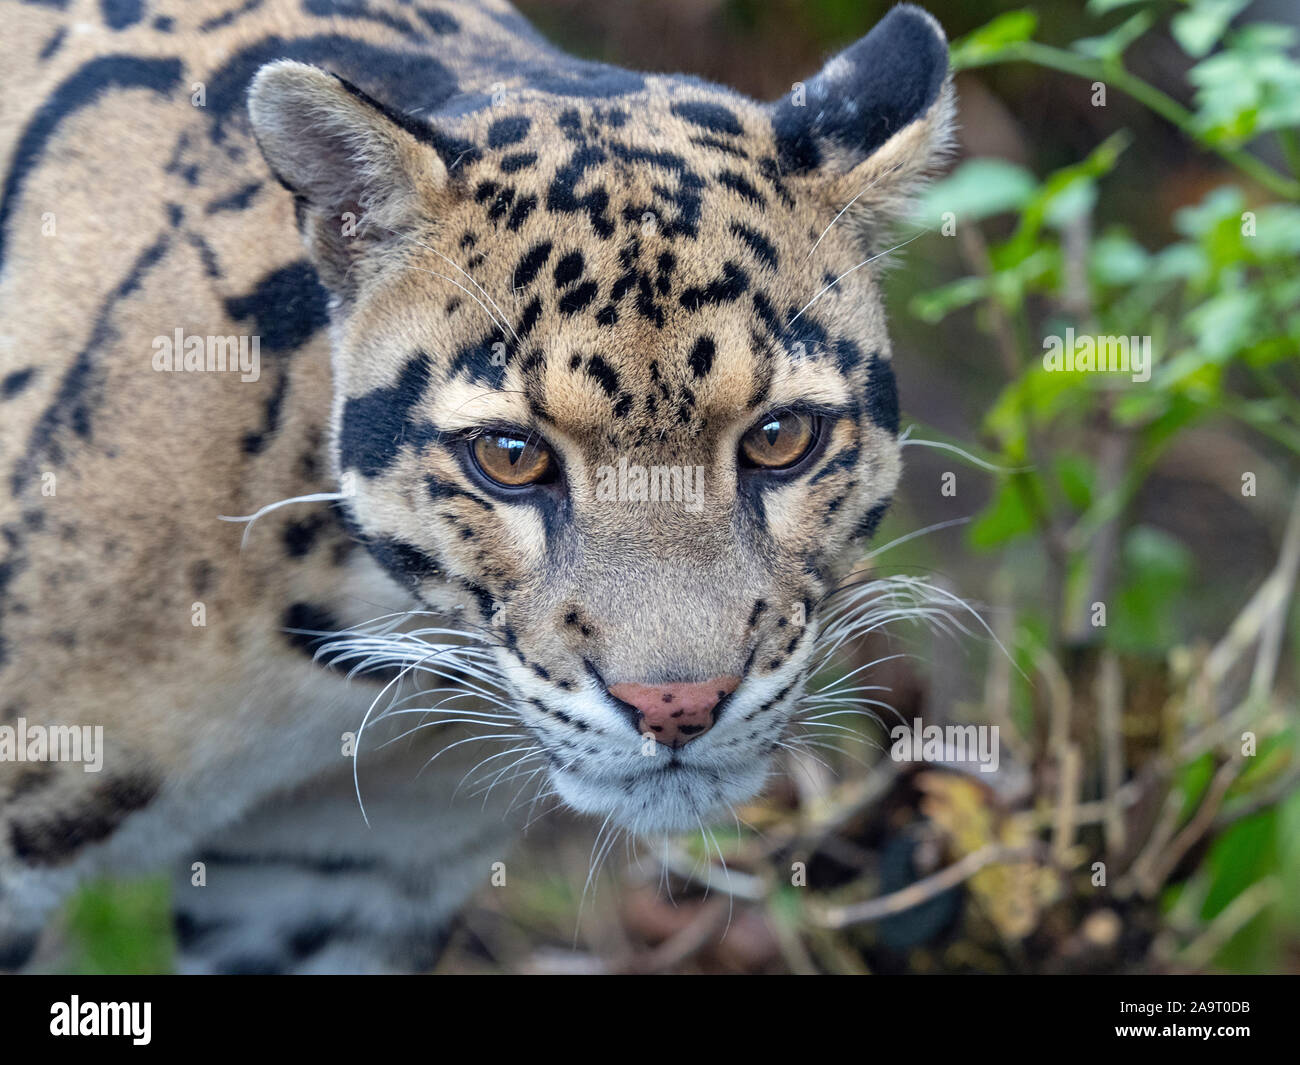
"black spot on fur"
547,145,614,238
865,351,900,434
688,336,716,378
190,560,215,596
2,368,36,400
282,602,339,658
488,115,531,148
339,352,433,477
174,911,230,952
364,535,443,589
304,0,423,41
206,182,262,213
559,281,598,316
282,514,328,558
671,100,743,135
731,223,778,270
499,151,537,173
584,355,621,397
512,241,553,291
100,0,144,32
0,56,183,273
554,251,584,288
11,232,170,497
690,134,748,158
39,27,67,61
426,475,492,510
418,8,460,34
224,261,328,353
203,35,458,152
811,444,860,484
517,297,543,338
9,771,160,865
287,919,337,961
717,170,765,206
199,0,263,32
679,262,748,311
0,930,40,970
506,194,536,230
854,497,892,540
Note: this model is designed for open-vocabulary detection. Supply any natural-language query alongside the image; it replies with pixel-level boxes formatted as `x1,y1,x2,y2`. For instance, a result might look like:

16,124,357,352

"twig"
1096,650,1127,859
622,898,732,974
1175,877,1280,971
1213,764,1300,831
956,42,1300,200
1251,487,1300,701
1202,485,1300,698
1137,755,1244,897
814,844,1039,929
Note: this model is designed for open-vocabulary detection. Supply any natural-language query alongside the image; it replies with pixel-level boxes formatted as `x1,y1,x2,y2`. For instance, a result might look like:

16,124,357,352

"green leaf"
950,10,1038,69
1109,526,1193,653
1085,0,1150,13
1171,0,1251,59
1173,186,1245,238
1280,789,1300,928
1184,287,1264,362
909,275,988,324
1043,174,1098,229
969,476,1039,549
1072,10,1156,61
1090,231,1151,285
1248,205,1300,257
914,158,1039,226
1004,131,1130,258
1055,454,1095,511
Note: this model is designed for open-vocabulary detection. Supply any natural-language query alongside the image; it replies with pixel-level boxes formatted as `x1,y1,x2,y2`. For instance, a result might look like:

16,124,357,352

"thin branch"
815,844,1039,929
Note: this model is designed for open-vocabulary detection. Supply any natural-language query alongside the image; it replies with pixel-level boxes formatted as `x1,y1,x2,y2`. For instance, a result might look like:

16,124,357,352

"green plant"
902,0,1300,971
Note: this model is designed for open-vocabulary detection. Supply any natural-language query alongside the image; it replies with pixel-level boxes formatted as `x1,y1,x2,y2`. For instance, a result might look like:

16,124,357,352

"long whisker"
218,492,345,551
789,228,931,324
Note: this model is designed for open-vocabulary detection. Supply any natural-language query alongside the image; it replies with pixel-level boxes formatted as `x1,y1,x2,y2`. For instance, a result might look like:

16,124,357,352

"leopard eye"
739,412,819,470
470,431,555,488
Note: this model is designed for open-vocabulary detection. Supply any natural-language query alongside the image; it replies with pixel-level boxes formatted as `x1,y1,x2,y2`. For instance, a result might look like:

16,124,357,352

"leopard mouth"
548,752,775,836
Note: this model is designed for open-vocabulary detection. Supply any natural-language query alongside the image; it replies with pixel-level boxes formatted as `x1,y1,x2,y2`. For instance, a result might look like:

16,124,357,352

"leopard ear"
771,4,954,231
247,60,448,298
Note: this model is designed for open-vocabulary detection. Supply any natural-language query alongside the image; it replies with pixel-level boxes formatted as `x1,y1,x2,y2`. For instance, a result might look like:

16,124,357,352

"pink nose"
607,676,741,748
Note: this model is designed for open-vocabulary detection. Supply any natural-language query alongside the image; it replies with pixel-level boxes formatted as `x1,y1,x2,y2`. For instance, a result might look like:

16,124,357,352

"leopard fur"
0,0,953,971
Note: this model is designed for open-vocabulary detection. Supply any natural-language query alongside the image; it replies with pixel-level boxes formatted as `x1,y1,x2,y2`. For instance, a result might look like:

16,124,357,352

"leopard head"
247,5,953,834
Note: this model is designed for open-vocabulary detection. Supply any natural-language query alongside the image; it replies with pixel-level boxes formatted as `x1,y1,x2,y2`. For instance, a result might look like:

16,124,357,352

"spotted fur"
0,0,952,971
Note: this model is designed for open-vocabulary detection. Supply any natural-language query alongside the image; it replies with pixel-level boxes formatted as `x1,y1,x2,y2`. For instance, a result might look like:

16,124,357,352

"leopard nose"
607,676,741,748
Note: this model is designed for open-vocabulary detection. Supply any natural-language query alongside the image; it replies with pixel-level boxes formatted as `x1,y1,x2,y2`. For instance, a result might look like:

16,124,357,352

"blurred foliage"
62,877,174,975
892,0,1300,974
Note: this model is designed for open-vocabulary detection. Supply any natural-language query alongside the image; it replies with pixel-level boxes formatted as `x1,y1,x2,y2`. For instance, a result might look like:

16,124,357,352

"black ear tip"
849,4,949,94
882,3,949,46
772,4,950,173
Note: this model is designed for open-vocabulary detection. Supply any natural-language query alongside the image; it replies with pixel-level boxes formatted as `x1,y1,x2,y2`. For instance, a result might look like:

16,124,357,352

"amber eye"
739,412,819,470
470,431,555,488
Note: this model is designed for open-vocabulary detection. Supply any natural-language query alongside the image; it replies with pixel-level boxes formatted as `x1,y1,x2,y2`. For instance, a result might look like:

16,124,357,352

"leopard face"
248,6,953,834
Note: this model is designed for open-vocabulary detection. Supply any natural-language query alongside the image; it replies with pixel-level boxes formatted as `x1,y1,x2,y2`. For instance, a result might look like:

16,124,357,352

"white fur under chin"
550,756,774,837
